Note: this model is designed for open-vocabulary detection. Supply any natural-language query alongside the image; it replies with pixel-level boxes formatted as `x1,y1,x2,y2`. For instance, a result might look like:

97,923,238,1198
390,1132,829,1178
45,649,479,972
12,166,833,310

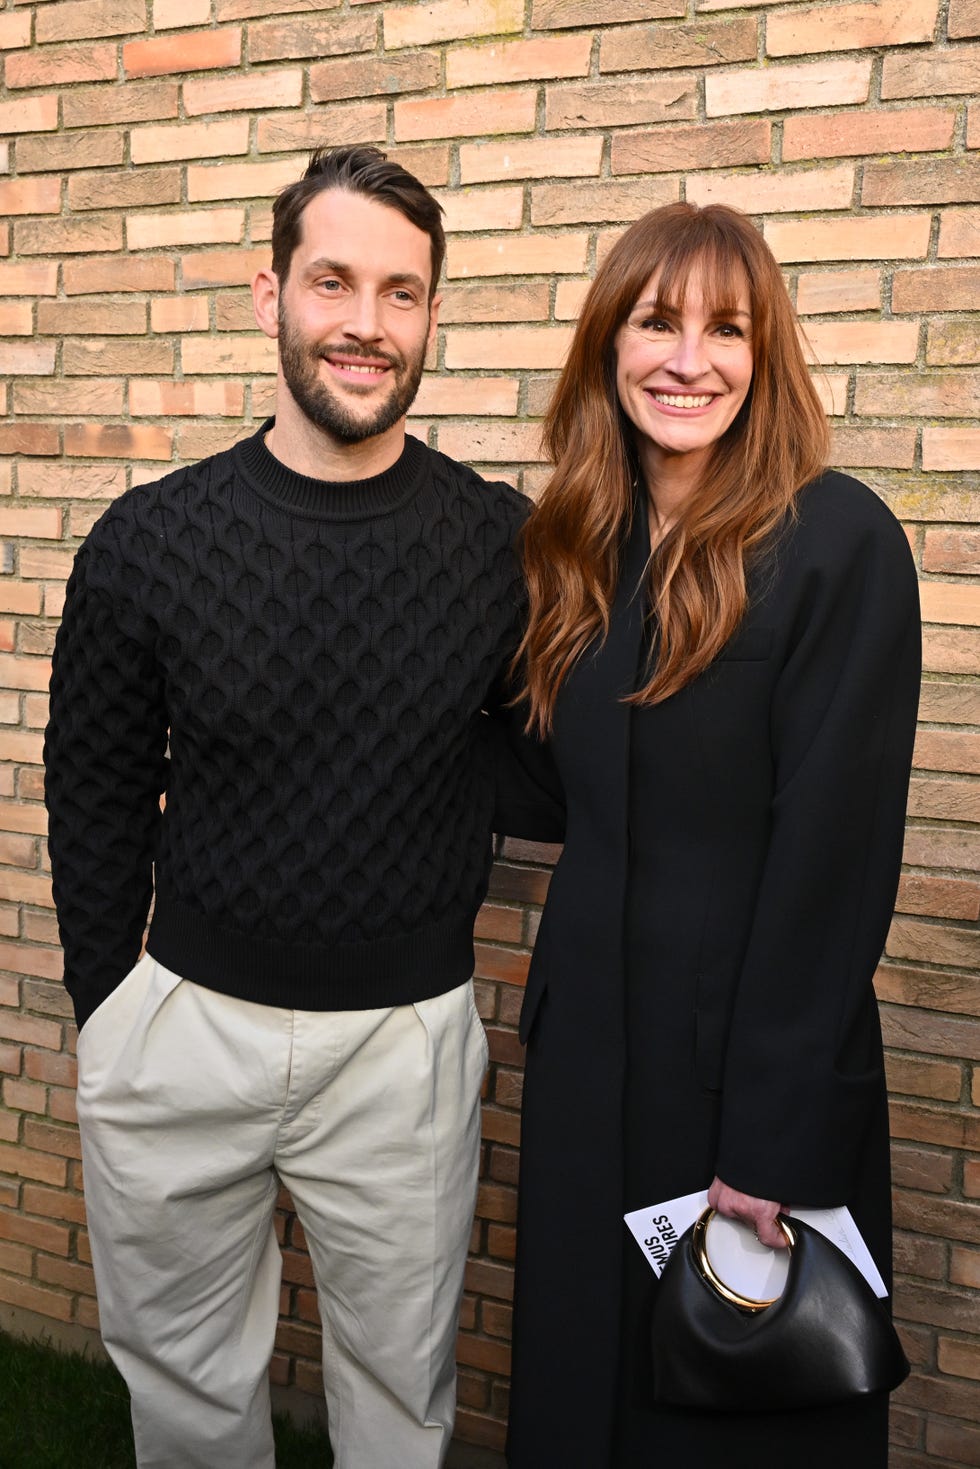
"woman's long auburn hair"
517,202,830,736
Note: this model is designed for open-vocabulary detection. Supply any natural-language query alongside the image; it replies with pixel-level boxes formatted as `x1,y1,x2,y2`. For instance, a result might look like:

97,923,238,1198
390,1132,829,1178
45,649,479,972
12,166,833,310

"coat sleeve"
487,705,566,843
713,494,920,1205
44,534,169,1032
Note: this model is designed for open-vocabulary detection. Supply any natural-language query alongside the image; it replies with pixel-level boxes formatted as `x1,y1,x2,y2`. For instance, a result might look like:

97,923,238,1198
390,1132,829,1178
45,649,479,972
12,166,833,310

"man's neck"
266,399,407,483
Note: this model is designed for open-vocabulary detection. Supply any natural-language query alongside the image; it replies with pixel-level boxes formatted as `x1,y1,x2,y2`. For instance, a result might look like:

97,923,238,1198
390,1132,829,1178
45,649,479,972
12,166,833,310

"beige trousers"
75,954,488,1469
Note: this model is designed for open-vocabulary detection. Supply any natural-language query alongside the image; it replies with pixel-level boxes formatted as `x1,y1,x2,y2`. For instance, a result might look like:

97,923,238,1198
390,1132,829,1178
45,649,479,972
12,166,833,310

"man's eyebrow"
303,258,427,294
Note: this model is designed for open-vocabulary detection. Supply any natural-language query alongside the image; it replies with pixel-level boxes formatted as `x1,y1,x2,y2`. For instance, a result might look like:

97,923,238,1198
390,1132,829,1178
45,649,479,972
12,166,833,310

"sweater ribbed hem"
146,896,476,1011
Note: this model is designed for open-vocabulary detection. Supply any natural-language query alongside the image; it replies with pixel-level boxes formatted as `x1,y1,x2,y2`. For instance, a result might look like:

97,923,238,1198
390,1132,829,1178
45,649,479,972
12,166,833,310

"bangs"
651,237,751,322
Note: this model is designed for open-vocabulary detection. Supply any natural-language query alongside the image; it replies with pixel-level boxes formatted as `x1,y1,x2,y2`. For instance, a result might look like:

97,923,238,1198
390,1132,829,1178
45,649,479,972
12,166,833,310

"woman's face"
614,264,754,483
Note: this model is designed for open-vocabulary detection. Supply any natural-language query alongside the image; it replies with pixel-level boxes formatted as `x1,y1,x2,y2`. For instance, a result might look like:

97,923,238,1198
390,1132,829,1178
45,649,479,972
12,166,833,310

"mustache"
316,342,403,370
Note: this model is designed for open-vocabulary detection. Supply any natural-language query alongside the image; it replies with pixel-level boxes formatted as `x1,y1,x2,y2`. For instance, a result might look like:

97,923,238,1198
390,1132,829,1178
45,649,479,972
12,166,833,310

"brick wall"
1,0,978,1462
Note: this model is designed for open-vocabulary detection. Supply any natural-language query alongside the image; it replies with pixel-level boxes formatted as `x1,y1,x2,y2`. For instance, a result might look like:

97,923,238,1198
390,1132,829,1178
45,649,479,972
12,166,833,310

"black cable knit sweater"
45,424,529,1031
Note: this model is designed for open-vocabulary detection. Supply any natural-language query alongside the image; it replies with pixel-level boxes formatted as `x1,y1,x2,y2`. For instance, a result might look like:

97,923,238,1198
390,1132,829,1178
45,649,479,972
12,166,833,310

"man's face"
274,188,438,446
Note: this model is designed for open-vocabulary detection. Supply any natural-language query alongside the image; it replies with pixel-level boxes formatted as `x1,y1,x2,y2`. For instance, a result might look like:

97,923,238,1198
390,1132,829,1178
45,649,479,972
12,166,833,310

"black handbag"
650,1208,910,1412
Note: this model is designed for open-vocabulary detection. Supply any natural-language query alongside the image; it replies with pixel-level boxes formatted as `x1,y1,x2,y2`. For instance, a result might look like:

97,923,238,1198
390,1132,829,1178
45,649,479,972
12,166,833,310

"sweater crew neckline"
235,418,427,521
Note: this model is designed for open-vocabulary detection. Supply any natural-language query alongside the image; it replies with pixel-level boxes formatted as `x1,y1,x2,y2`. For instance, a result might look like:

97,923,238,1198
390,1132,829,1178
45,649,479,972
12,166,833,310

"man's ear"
252,268,280,340
427,292,441,350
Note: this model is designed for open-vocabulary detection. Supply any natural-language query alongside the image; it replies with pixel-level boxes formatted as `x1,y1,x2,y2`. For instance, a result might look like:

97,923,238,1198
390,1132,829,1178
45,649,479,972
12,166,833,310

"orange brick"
950,1247,980,1289
65,425,174,462
0,1207,69,1256
0,584,42,617
309,51,440,102
127,208,245,250
884,46,980,99
0,343,55,376
796,268,880,314
0,262,56,296
154,0,211,24
181,246,271,290
5,41,117,88
914,729,980,777
922,626,980,675
182,69,302,116
919,581,980,625
939,206,980,256
447,234,588,280
37,0,145,43
805,320,919,365
445,326,573,371
412,378,520,417
0,1139,65,1185
554,280,589,320
385,0,523,49
256,101,387,154
68,166,182,212
181,335,276,373
448,33,591,88
459,136,602,186
0,12,31,49
547,76,697,130
783,106,955,160
129,381,245,417
62,81,179,129
0,95,58,136
907,767,980,821
437,423,545,464
63,338,174,376
949,0,980,36
15,381,125,417
0,653,52,695
439,282,550,324
864,156,980,207
893,264,980,312
766,214,930,262
395,89,537,144
896,874,980,922
131,118,249,166
531,176,678,226
0,1273,74,1322
37,298,146,336
187,159,299,203
855,370,979,419
688,164,854,213
38,1256,96,1296
124,27,241,78
66,255,176,296
14,214,122,257
0,727,45,765
611,118,770,173
602,16,756,72
247,12,372,62
768,0,938,56
923,428,980,471
829,428,916,469
0,507,61,540
923,529,980,574
0,303,34,336
435,187,524,234
708,58,871,115
0,425,59,458
19,131,126,176
151,296,210,332
534,0,685,21
5,1078,46,1116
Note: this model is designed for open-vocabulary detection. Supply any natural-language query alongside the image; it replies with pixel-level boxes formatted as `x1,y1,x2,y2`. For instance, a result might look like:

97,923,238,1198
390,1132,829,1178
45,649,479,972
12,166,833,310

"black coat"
503,472,921,1467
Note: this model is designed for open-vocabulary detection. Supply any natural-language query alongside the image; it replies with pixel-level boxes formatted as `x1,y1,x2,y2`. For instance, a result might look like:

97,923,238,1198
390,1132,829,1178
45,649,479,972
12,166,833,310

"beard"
277,303,428,446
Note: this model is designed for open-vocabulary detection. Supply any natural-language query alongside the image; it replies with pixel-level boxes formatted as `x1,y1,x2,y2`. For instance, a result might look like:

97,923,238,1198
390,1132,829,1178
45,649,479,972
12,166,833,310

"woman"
505,204,920,1466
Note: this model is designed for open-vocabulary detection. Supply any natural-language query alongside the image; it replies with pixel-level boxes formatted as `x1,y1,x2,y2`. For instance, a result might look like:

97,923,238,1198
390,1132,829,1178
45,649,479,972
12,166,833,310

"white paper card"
624,1189,888,1299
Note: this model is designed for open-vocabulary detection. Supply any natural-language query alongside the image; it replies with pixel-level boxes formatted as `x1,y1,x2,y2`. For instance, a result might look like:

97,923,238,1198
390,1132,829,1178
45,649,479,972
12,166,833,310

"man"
44,146,530,1469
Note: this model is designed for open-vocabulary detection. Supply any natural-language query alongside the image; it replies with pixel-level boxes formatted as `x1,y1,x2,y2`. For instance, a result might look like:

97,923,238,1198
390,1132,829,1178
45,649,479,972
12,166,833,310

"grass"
0,1330,333,1468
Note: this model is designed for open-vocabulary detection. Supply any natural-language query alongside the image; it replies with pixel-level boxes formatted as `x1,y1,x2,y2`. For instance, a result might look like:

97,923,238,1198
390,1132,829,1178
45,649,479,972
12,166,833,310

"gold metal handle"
692,1207,796,1313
